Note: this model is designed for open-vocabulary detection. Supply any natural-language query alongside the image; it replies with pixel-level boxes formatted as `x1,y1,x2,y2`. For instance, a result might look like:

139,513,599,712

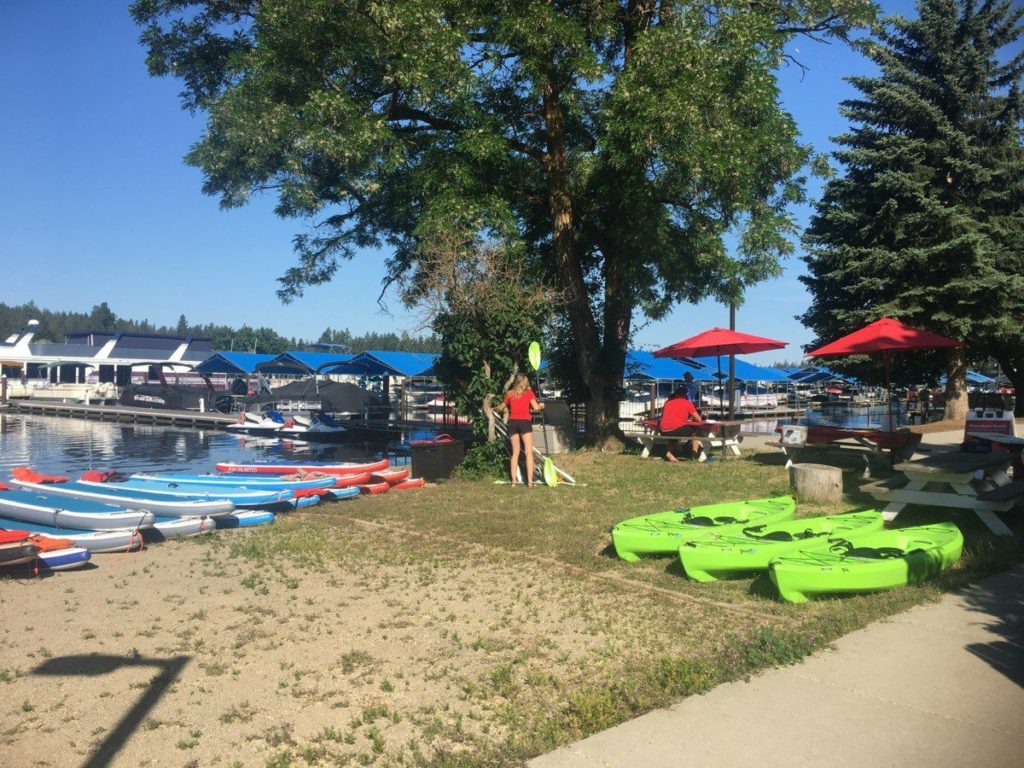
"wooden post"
789,463,843,506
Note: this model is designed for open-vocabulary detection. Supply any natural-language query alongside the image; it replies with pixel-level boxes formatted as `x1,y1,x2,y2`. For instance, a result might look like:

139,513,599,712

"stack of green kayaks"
769,522,964,604
611,496,795,562
678,510,884,583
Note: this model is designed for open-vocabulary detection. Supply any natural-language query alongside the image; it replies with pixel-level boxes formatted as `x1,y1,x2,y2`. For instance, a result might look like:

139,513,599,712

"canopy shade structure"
807,318,961,429
625,351,700,381
654,328,788,417
264,352,353,375
654,327,788,359
322,351,437,378
194,352,275,375
687,357,790,383
806,318,960,358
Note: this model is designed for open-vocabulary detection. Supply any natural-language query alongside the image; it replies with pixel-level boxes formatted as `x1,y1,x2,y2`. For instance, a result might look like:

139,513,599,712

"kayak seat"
687,515,738,527
830,539,905,559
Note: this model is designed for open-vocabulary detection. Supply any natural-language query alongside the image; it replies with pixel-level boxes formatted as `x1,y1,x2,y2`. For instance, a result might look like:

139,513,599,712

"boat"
0,486,155,531
325,487,360,501
214,458,390,476
0,519,144,553
611,496,796,562
358,482,390,495
769,522,964,604
214,511,276,528
11,470,234,518
0,530,38,567
277,412,348,442
678,510,885,582
126,472,338,491
224,410,291,437
392,477,426,490
78,474,295,508
37,546,91,571
141,515,217,543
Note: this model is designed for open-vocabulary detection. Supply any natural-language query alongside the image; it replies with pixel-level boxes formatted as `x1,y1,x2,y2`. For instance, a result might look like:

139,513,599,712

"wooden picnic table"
861,450,1021,536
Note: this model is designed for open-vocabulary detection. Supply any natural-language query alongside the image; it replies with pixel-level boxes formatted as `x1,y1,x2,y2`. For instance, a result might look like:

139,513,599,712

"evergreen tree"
801,0,1024,417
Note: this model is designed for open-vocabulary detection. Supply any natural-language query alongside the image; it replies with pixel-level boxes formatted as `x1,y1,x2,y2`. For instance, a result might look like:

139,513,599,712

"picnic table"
634,419,744,461
860,450,1023,536
770,424,922,479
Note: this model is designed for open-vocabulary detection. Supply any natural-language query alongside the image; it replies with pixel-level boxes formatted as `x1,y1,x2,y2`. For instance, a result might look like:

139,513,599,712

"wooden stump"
789,463,842,506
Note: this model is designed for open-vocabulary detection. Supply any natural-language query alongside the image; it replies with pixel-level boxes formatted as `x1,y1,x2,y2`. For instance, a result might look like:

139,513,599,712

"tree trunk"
995,353,1024,417
542,67,615,445
942,347,969,421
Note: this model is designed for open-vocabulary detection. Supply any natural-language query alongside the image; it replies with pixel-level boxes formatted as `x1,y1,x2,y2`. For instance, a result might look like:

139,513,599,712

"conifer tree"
801,0,1024,417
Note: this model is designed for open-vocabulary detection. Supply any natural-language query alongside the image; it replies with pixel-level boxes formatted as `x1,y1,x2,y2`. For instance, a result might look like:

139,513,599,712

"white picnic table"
860,450,1023,536
634,420,744,460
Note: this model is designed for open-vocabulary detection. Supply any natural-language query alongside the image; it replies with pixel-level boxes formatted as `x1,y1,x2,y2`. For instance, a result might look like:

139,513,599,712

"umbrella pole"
717,354,724,420
884,351,893,431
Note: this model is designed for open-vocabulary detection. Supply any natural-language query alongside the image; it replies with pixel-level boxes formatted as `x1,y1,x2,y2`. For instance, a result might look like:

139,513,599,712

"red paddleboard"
357,482,390,495
370,468,410,485
215,459,389,476
332,472,372,488
391,478,425,490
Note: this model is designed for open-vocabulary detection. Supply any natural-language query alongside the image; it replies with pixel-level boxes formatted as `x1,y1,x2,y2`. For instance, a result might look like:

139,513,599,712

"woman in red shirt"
495,374,545,485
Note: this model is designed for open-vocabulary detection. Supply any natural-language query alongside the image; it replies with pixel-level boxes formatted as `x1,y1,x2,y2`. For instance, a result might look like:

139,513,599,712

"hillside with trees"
0,302,439,355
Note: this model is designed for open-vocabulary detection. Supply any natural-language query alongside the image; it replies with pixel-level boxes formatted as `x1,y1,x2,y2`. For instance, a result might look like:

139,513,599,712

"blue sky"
0,1,921,362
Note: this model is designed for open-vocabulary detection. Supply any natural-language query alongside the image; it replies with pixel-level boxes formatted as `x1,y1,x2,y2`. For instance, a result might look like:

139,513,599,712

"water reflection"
0,414,413,477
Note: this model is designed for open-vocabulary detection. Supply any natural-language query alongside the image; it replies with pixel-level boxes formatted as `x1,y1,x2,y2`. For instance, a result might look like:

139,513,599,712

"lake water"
0,413,415,478
741,401,918,435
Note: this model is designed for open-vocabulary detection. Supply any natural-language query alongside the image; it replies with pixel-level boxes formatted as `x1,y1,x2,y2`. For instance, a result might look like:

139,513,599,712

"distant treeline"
0,302,440,355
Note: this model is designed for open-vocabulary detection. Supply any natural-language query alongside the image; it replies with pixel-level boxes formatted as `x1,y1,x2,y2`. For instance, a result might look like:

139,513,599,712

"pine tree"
801,0,1024,417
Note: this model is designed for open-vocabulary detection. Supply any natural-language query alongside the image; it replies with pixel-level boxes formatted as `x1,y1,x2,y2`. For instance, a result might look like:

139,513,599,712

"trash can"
410,438,466,482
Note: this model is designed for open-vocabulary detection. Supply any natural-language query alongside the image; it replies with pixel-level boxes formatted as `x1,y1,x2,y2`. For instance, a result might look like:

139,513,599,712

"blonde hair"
506,373,529,398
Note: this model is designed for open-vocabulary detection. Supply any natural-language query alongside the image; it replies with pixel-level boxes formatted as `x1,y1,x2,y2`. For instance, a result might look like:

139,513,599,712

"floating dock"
2,399,237,429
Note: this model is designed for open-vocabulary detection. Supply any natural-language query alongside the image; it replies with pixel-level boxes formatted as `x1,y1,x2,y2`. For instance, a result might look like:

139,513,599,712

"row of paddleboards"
610,496,963,603
0,459,425,562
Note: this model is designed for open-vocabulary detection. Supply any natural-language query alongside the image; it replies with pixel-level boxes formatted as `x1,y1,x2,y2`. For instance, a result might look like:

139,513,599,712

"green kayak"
678,510,884,582
611,496,795,563
769,521,964,604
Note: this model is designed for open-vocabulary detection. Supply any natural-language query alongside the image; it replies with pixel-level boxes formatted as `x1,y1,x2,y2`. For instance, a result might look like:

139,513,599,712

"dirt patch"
0,518,774,768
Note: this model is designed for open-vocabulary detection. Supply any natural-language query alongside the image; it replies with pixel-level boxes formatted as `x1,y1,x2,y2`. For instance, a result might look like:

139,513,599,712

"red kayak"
392,477,425,490
358,482,390,495
215,459,390,477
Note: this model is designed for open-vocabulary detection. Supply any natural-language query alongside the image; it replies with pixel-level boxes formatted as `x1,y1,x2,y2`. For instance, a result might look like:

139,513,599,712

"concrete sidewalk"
530,566,1024,768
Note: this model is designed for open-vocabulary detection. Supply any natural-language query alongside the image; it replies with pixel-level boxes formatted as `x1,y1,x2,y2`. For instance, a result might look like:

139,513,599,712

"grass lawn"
216,445,1024,767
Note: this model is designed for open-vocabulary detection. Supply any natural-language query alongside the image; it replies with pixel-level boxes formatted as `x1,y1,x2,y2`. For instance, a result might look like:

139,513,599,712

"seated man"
659,387,704,462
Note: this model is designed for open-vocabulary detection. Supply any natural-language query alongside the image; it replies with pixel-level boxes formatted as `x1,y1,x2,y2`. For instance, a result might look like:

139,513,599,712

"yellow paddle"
527,342,558,487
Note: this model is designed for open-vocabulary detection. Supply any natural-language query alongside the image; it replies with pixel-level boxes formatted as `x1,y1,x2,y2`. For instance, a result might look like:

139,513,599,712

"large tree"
801,0,1024,417
132,0,874,443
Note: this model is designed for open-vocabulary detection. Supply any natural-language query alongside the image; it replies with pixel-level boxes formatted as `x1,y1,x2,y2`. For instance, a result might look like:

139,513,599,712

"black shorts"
507,418,533,436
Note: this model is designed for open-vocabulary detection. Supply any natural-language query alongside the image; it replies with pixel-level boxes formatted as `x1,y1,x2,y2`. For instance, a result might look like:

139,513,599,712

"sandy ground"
0,515,749,768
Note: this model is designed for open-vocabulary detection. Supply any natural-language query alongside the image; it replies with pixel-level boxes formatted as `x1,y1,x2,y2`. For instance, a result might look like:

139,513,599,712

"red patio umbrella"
654,328,788,418
806,318,961,429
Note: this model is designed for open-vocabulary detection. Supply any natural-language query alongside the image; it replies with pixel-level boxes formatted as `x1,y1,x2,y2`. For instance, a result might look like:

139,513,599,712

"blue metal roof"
263,351,353,375
322,350,437,377
195,352,275,374
686,356,791,382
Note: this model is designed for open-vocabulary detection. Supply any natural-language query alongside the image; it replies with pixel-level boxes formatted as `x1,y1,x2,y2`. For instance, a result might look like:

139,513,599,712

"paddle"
527,342,558,487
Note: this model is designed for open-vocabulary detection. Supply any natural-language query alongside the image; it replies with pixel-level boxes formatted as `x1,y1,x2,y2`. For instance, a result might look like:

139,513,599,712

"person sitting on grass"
659,386,704,462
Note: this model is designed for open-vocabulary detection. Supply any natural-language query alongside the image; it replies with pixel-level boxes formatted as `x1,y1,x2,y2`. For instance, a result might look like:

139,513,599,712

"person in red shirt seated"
495,373,545,485
659,387,704,462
